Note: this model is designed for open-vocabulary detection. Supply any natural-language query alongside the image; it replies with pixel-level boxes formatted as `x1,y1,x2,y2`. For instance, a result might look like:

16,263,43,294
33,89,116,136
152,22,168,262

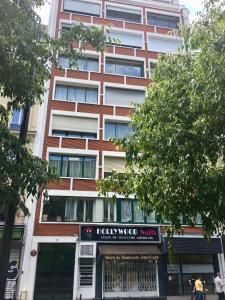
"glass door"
34,243,75,300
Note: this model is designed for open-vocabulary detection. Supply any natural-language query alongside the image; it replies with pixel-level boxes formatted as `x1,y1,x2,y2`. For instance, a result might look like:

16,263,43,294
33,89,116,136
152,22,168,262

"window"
52,130,97,139
58,55,99,72
103,198,115,222
42,196,94,222
42,197,116,223
148,36,182,53
149,62,156,79
107,31,143,49
106,58,144,77
51,114,98,138
104,157,126,178
49,155,96,178
105,87,145,106
10,109,23,130
105,121,133,139
147,13,179,29
54,84,98,103
167,255,215,296
119,199,156,223
79,258,93,286
106,5,141,23
63,0,100,17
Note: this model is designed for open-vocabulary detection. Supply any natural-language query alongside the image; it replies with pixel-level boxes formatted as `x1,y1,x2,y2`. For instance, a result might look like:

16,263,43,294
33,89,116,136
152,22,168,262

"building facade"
0,98,40,300
18,0,224,299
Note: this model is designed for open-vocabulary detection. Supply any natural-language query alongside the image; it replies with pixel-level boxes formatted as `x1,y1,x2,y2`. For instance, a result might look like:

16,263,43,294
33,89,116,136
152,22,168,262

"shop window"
119,199,156,224
58,55,99,72
79,258,93,286
106,5,141,23
167,255,215,296
105,58,144,77
54,84,98,104
49,155,96,178
147,13,179,29
105,121,133,139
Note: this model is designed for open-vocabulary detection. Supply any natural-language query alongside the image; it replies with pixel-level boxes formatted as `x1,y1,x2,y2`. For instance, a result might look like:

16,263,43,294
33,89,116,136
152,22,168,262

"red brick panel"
77,103,101,114
90,73,124,84
61,138,86,149
88,140,118,151
50,100,76,112
115,47,135,56
73,179,97,191
156,27,173,35
93,18,123,28
34,224,79,236
48,178,71,190
126,77,149,86
58,12,70,20
66,70,89,80
72,14,92,23
115,107,132,116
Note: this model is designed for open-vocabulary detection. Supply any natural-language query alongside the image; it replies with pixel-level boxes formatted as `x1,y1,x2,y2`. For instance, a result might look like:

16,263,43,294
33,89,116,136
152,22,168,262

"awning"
163,237,222,254
98,244,162,255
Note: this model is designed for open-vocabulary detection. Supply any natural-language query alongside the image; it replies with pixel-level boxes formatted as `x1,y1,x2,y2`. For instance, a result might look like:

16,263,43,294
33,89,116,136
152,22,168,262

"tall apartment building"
18,0,224,299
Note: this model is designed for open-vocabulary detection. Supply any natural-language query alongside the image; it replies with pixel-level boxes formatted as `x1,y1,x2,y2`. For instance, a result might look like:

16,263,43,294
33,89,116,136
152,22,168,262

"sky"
37,0,204,26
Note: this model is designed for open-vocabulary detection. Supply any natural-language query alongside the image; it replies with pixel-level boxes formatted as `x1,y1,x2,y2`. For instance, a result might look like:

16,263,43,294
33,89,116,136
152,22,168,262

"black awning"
163,237,222,254
98,244,162,255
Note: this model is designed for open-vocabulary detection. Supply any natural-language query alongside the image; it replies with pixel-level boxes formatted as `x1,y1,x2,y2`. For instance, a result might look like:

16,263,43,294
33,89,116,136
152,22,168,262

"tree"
98,0,225,238
0,0,107,297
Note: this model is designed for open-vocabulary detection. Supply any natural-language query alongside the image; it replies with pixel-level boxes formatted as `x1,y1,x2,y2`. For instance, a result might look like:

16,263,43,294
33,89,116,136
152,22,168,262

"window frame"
147,12,180,29
105,4,142,24
105,57,145,78
62,0,101,17
57,55,100,73
52,130,97,140
49,154,97,179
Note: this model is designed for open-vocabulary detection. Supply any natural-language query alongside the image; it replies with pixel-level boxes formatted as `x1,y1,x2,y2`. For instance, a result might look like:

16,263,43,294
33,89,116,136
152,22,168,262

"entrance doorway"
103,259,158,298
34,243,75,300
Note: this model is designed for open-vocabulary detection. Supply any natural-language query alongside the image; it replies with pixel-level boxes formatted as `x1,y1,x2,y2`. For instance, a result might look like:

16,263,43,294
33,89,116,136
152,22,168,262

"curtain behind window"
121,200,132,222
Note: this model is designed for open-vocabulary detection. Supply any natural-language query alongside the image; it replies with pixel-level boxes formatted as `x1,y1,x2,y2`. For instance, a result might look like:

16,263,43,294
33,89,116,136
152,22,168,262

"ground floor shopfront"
19,225,224,300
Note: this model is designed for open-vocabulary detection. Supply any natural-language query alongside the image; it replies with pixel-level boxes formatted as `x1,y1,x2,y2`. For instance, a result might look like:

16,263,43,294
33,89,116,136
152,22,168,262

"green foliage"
98,0,225,237
0,0,107,213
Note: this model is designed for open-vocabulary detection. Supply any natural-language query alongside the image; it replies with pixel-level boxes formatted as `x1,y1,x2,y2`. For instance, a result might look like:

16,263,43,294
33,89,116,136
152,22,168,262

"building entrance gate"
103,258,158,298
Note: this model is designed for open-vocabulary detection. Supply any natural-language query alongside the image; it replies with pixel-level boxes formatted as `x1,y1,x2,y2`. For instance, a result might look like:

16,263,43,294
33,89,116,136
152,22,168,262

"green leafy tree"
98,0,225,238
0,0,107,297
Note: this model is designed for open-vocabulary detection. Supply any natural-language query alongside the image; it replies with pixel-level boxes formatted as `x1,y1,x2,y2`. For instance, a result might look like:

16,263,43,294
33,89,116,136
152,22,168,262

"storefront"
80,224,164,299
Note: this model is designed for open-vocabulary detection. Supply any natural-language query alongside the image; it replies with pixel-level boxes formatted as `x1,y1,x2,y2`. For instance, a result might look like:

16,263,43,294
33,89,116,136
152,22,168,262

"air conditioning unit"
79,243,96,258
20,290,27,300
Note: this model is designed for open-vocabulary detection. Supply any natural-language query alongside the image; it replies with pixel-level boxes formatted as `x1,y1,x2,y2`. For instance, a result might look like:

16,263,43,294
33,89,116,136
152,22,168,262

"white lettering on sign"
96,228,138,236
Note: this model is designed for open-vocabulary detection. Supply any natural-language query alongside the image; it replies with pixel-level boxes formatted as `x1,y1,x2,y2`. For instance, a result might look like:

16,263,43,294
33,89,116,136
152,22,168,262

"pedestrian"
215,272,225,300
195,276,204,300
189,277,196,300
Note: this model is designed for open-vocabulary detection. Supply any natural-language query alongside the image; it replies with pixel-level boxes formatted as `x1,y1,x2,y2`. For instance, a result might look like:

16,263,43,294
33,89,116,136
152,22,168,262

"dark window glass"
58,56,99,72
52,130,97,139
180,255,213,264
147,13,179,29
105,122,133,139
167,275,182,296
106,9,141,23
49,155,96,178
106,58,144,77
54,85,98,103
